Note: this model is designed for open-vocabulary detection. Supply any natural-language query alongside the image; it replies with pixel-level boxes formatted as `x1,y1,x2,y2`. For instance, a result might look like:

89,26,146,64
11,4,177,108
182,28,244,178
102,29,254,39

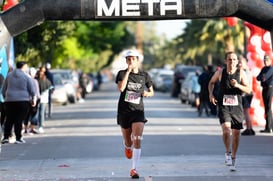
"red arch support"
2,0,19,11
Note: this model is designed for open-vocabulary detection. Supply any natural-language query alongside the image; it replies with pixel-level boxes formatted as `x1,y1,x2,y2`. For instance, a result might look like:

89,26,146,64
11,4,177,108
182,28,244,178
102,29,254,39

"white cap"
125,50,139,58
29,67,37,77
46,62,51,69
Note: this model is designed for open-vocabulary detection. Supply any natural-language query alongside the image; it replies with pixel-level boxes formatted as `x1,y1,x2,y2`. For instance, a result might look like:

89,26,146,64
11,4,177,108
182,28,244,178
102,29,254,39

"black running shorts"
218,105,244,130
117,111,147,129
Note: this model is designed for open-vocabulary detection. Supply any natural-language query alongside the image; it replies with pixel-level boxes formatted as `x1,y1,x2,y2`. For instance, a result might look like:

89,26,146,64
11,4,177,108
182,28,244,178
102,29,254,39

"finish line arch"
1,0,272,70
0,0,273,37
1,0,273,64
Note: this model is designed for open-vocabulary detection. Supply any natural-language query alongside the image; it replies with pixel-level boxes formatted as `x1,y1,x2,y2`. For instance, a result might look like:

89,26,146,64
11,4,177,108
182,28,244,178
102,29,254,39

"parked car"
148,68,160,80
179,72,196,104
171,65,202,97
51,74,68,105
152,69,174,92
88,72,107,91
51,69,78,103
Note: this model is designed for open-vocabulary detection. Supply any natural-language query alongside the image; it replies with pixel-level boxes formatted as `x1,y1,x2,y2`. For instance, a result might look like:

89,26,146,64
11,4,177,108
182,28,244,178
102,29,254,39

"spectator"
256,54,273,133
45,62,54,118
198,66,211,117
239,57,255,136
208,65,219,116
1,61,36,144
37,66,52,133
191,70,201,110
97,71,102,90
23,67,40,134
0,67,14,134
79,72,89,99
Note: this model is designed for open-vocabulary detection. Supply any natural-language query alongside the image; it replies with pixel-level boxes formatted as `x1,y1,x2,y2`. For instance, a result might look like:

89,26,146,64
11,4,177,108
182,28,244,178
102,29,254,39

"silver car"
51,69,79,103
51,74,68,105
180,72,196,104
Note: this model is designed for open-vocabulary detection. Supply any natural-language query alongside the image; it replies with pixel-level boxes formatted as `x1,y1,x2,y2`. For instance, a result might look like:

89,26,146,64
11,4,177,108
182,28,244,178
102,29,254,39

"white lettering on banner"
123,0,141,16
97,0,183,17
161,0,182,16
97,0,120,16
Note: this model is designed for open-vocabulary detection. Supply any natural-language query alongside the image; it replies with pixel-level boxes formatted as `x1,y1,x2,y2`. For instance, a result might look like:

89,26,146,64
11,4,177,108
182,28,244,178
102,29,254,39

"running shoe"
14,138,26,144
229,158,236,172
130,169,139,179
125,147,132,159
241,129,250,136
241,129,255,136
250,129,256,135
225,152,232,166
39,127,45,133
1,138,9,144
29,129,39,134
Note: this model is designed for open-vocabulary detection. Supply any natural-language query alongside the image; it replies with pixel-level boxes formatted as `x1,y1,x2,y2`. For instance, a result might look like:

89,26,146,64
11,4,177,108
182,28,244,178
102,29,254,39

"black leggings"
3,101,30,140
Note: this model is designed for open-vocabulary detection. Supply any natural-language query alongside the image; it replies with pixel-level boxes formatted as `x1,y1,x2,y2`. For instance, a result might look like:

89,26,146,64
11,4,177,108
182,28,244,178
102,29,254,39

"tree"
72,21,135,72
169,18,245,66
14,21,135,72
15,21,75,67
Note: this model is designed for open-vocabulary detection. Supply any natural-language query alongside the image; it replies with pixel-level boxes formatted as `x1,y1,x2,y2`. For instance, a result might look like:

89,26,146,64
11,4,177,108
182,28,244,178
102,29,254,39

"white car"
51,74,68,105
51,69,78,103
180,72,196,104
152,69,174,92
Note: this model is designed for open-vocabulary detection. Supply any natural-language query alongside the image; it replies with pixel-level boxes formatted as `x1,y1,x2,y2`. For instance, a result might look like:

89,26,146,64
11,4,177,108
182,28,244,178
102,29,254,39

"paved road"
0,81,273,181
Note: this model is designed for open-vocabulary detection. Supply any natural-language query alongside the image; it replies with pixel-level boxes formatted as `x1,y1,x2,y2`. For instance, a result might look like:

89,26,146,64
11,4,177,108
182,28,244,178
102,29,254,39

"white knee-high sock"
132,148,141,169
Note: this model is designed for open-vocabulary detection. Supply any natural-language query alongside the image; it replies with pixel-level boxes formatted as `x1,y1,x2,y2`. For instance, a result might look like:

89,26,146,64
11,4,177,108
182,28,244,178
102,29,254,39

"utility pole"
136,21,143,55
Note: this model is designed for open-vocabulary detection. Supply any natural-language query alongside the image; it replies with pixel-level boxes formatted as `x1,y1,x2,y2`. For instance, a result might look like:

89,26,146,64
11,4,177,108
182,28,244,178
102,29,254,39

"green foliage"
73,21,135,71
152,18,245,68
14,21,75,67
14,21,135,72
13,17,245,72
179,18,245,66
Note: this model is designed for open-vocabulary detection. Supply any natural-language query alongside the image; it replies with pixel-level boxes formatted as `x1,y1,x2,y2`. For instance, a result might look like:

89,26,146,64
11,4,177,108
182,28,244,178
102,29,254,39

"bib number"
223,95,238,106
125,91,141,104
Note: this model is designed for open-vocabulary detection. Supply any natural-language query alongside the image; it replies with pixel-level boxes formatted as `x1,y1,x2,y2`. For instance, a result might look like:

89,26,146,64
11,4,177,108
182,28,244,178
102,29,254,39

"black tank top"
218,68,242,105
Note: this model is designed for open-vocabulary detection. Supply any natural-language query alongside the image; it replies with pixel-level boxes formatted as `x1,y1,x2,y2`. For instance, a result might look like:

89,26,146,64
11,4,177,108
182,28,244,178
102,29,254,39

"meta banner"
96,0,184,18
1,0,273,38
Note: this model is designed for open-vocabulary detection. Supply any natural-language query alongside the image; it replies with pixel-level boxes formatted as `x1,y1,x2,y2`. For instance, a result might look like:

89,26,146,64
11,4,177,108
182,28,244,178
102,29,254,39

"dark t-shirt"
115,69,153,115
256,66,273,87
198,72,211,99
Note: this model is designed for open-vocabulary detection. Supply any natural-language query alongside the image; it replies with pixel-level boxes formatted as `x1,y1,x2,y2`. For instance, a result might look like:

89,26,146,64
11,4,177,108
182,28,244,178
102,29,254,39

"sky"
155,19,190,40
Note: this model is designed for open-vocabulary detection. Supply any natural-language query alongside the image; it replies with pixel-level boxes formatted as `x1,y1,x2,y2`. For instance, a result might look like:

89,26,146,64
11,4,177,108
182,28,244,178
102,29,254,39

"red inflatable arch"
244,22,272,126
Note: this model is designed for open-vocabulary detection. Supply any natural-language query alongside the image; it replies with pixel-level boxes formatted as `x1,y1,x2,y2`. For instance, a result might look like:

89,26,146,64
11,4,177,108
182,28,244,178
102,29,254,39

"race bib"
223,95,238,106
125,91,141,104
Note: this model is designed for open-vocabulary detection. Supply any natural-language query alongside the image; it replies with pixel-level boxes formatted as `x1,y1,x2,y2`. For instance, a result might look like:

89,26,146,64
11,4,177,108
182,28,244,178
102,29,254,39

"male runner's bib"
223,94,238,106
